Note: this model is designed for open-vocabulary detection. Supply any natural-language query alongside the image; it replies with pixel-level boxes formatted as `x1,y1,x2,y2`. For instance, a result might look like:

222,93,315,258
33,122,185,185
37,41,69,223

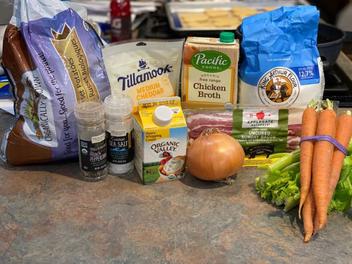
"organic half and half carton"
133,97,187,184
182,32,239,108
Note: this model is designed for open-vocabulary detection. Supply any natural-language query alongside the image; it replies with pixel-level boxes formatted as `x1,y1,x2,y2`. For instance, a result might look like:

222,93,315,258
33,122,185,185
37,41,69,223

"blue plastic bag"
238,6,324,107
0,75,12,99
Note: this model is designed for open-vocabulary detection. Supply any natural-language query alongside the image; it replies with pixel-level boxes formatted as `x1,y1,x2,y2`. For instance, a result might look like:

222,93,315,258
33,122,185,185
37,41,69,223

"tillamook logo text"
117,60,173,91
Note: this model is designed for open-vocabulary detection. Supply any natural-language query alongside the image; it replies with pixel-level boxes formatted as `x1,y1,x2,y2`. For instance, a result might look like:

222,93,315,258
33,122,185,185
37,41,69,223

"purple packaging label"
19,8,110,160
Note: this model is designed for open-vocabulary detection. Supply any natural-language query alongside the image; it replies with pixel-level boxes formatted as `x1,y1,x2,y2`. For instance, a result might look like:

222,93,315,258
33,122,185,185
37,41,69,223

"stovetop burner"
323,65,352,107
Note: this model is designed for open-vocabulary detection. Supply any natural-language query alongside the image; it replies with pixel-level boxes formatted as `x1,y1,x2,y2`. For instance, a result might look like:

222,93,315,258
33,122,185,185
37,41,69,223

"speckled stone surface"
0,112,352,264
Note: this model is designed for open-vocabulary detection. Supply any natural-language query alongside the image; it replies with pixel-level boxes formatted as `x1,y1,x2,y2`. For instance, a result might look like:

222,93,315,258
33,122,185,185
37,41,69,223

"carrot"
312,100,336,231
313,210,319,236
298,101,318,219
327,111,352,205
303,188,315,242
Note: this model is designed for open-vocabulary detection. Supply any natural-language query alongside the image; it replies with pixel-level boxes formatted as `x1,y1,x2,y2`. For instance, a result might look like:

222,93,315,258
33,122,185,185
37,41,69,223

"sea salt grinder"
104,94,134,176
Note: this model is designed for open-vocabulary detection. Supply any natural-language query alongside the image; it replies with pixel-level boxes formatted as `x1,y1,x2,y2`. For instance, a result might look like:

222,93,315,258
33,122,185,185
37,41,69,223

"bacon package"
185,108,303,166
1,0,110,165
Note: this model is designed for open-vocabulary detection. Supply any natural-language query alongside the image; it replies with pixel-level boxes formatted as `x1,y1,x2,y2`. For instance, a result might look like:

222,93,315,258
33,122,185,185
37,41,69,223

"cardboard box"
133,97,188,184
182,36,239,108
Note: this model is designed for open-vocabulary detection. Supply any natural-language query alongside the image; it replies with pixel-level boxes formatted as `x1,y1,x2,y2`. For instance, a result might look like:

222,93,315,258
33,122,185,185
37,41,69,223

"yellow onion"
187,129,245,181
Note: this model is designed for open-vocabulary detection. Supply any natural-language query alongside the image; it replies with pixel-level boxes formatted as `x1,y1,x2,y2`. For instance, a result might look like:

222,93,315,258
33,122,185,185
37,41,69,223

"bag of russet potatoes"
1,0,110,165
238,6,324,107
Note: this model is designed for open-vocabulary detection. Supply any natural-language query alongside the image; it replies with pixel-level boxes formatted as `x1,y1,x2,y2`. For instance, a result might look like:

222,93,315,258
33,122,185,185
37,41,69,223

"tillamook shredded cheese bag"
238,6,324,107
103,40,184,112
1,0,110,165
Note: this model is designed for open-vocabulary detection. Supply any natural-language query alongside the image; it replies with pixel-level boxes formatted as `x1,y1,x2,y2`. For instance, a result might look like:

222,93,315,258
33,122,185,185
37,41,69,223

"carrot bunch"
300,100,352,243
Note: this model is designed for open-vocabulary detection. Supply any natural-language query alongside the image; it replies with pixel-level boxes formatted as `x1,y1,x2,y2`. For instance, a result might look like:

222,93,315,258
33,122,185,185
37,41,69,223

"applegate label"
51,24,100,103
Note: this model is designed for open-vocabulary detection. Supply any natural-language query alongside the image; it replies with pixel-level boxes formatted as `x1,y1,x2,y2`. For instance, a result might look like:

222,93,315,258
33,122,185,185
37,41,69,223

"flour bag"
1,0,110,165
238,6,324,107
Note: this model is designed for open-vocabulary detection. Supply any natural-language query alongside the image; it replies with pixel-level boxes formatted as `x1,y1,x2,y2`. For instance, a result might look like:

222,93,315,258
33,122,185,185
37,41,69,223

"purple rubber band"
300,135,348,156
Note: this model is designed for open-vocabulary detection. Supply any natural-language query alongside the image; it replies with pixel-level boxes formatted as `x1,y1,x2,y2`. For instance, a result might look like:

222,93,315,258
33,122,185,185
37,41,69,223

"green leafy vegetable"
256,149,352,213
329,156,352,212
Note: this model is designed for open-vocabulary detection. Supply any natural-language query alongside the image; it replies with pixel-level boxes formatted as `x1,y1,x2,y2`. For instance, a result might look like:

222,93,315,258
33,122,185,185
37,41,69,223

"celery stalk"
267,149,300,173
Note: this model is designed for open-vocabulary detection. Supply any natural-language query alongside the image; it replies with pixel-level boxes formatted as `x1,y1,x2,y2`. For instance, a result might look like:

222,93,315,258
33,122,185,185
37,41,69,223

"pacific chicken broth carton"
182,33,239,108
133,97,187,184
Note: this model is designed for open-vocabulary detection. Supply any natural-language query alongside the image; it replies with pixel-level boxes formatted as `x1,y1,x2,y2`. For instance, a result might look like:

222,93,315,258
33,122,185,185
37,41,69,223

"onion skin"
186,132,245,181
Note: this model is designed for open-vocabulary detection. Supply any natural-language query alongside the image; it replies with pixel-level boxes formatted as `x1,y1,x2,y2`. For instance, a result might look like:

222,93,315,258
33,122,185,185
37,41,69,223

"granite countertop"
1,111,352,264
